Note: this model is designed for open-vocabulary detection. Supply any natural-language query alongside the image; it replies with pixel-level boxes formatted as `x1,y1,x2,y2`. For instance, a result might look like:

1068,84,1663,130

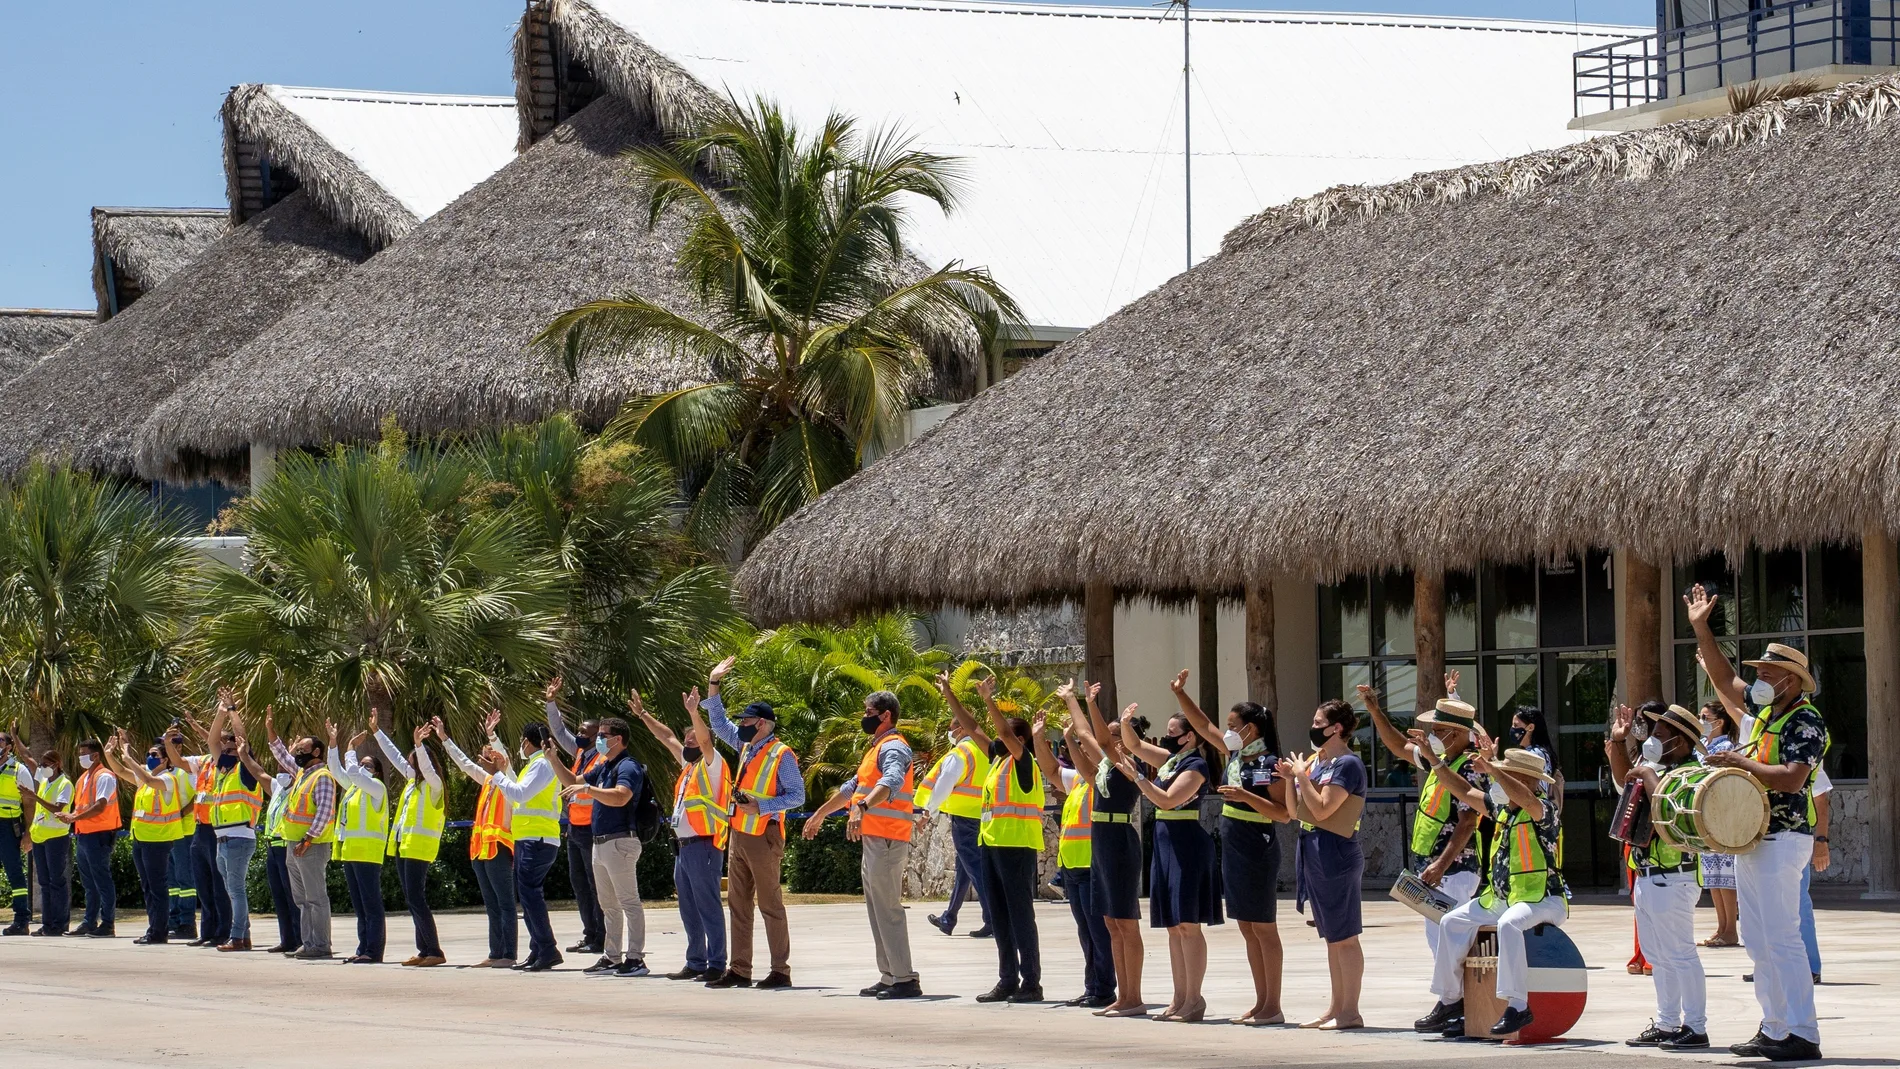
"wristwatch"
1815,835,1829,844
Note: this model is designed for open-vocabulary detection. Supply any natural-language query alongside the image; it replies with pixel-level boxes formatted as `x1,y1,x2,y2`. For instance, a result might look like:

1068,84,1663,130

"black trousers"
566,825,603,946
132,840,172,941
265,843,300,950
981,845,1041,989
398,857,440,957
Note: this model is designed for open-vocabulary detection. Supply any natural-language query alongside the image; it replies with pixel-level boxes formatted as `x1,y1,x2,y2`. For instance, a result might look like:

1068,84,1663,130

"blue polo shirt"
587,753,644,837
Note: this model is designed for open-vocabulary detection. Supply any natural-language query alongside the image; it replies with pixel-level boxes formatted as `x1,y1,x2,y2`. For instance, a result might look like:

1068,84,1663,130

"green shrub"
784,819,860,895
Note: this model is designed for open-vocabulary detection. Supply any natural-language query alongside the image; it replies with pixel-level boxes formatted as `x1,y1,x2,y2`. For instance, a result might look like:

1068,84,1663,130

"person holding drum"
1696,699,1743,949
1414,734,1568,1039
1607,701,1710,1051
1361,679,1483,955
1686,584,1828,1062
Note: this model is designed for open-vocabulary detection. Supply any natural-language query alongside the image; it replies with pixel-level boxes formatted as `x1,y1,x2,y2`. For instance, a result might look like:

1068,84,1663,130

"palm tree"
190,428,568,740
538,96,1023,548
0,463,200,747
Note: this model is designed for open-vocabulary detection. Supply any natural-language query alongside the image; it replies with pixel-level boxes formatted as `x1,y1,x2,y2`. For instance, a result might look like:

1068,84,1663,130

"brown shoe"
413,955,447,967
471,958,514,969
216,939,252,953
401,955,425,966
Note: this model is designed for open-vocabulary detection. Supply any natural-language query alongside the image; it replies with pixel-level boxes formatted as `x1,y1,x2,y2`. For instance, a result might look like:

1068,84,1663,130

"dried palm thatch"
522,0,722,143
0,310,91,383
136,96,708,481
736,72,1900,624
89,207,228,316
0,193,370,479
1727,76,1823,115
222,84,419,249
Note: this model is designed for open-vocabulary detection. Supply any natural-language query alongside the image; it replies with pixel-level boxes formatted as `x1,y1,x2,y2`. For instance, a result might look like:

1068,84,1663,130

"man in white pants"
1414,745,1568,1038
1607,701,1709,1050
1687,585,1827,1062
1360,684,1484,954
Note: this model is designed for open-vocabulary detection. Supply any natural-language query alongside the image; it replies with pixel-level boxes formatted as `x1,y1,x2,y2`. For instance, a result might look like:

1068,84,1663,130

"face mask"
577,735,596,752
861,713,884,735
946,732,958,747
1508,727,1526,746
1630,718,1650,742
1749,678,1778,707
594,736,611,756
1309,725,1334,748
36,768,52,782
294,751,318,769
737,724,759,744
1488,781,1509,806
1223,729,1245,752
681,745,701,764
1640,736,1664,764
78,753,94,769
988,739,1007,760
145,755,161,770
1158,733,1185,754
1428,734,1447,757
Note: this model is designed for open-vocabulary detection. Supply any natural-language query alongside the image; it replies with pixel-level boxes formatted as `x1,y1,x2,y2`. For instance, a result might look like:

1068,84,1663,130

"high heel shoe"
1175,1000,1206,1023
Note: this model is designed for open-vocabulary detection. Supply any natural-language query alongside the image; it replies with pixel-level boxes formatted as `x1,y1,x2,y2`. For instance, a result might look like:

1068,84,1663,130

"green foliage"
538,96,1022,548
0,463,200,745
785,818,860,895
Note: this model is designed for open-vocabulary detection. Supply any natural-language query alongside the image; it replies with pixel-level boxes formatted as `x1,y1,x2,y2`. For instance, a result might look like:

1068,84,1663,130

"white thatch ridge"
223,84,420,249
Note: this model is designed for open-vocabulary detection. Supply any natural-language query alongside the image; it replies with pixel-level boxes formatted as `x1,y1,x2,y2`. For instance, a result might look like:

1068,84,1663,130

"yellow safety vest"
337,776,390,864
169,767,197,835
210,763,262,829
263,776,293,845
1057,778,1094,869
1479,806,1560,909
131,776,187,843
1748,699,1830,824
282,766,339,845
29,774,72,842
0,758,21,819
920,738,988,820
387,778,445,863
979,753,1045,849
509,752,562,840
1410,751,1473,856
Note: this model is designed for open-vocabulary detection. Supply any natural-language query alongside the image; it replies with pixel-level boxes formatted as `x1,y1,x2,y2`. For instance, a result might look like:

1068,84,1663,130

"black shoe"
1080,993,1116,1009
1415,1000,1464,1033
31,928,62,937
705,970,752,989
69,922,97,937
1490,1005,1534,1036
169,925,196,940
666,966,706,981
87,926,115,939
614,959,650,977
1729,1030,1771,1057
132,934,167,945
928,913,954,935
860,981,891,998
1007,986,1044,1004
1743,973,1755,983
522,954,563,972
263,943,292,954
1,922,30,936
1757,1034,1823,1062
756,971,791,989
878,979,924,1000
1439,1018,1467,1038
1628,1023,1686,1047
1062,994,1092,1007
968,926,994,939
975,983,1019,1003
566,940,600,954
1812,973,1822,984
1658,1030,1710,1051
583,956,618,975
186,938,212,947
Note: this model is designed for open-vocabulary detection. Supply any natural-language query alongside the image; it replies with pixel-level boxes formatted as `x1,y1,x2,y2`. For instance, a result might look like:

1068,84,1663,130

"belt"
1637,862,1697,877
1154,809,1201,821
593,830,632,843
1094,812,1133,824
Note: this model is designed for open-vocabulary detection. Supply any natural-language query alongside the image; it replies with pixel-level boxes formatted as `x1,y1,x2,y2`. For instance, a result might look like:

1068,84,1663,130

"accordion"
1389,870,1458,921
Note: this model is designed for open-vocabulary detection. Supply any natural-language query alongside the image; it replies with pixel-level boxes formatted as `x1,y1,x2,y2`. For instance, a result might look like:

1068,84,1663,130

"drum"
1389,870,1457,921
1461,923,1587,1043
1608,777,1652,846
1651,765,1769,856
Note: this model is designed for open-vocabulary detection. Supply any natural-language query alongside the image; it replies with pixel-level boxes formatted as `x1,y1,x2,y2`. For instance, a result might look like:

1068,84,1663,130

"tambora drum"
1652,765,1769,855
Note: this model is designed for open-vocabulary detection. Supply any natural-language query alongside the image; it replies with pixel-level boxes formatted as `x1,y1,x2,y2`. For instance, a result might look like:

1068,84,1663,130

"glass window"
1739,548,1805,637
1485,564,1538,650
1807,543,1863,630
1319,576,1370,659
1674,556,1737,637
1446,571,1479,653
1539,557,1585,649
1808,633,1866,779
1380,569,1416,657
1485,655,1539,729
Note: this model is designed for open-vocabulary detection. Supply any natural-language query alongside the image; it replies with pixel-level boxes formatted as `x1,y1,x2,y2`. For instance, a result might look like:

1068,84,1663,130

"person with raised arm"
436,710,518,967
479,715,567,972
325,721,389,964
700,655,802,990
1051,682,1113,1009
103,731,187,945
552,699,648,978
278,727,339,960
543,676,605,959
198,697,263,951
1170,669,1293,1026
633,687,730,981
1078,684,1147,1016
922,674,994,938
1288,699,1368,1029
967,673,1046,1004
0,727,34,935
257,708,302,954
373,710,447,967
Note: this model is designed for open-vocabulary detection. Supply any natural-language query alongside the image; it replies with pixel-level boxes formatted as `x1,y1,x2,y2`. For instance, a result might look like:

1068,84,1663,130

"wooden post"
1622,552,1663,704
1197,593,1220,715
1862,525,1900,898
1415,569,1447,713
1085,580,1118,717
1245,582,1277,712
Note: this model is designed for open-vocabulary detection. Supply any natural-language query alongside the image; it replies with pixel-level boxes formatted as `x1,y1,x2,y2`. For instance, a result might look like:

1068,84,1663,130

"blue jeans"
473,847,517,961
214,836,256,941
0,818,28,923
166,837,195,931
1799,863,1821,976
33,835,72,933
191,826,230,942
941,814,991,932
675,836,727,972
74,831,116,929
1063,865,1115,999
343,860,386,960
266,843,300,949
515,839,560,963
134,840,173,940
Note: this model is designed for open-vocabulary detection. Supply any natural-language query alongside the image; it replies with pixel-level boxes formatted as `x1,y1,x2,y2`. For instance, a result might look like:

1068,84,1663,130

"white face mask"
1640,736,1664,765
35,768,52,782
1488,781,1509,807
78,753,95,769
1223,729,1245,752
1428,734,1448,757
1749,678,1778,707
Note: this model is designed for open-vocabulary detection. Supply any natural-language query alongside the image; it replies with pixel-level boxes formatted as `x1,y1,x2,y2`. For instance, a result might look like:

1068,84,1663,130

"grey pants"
862,835,915,984
285,842,332,953
591,835,645,963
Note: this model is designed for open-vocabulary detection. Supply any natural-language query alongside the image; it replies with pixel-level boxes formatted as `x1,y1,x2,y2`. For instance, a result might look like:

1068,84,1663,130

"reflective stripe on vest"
74,766,121,834
388,778,445,863
469,781,513,861
282,767,338,844
337,779,390,863
1480,807,1557,909
567,749,601,826
1409,751,1472,856
510,752,562,840
852,733,916,842
192,759,218,824
675,757,733,851
131,778,187,842
0,758,21,818
1748,698,1830,824
979,754,1045,849
211,764,262,829
732,739,792,837
30,775,73,842
922,738,988,820
1057,780,1094,869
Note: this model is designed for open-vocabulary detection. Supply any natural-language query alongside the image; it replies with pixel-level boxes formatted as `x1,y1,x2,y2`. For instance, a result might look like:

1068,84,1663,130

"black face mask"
681,745,702,764
1158,733,1185,754
217,753,239,770
988,739,1008,760
860,713,884,735
577,735,596,751
1309,725,1335,748
294,751,318,768
1508,727,1527,746
737,724,759,744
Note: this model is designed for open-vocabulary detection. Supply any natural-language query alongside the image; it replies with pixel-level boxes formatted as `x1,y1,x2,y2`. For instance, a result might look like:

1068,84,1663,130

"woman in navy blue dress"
1289,698,1367,1030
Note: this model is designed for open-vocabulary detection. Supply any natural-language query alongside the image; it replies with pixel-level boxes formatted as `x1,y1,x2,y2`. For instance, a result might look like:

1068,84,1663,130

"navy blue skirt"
1149,818,1223,928
1296,828,1364,943
1090,820,1142,920
1220,815,1280,923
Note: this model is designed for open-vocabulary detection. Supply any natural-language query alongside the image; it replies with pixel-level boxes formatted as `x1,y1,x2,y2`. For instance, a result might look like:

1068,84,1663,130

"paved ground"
2,894,1894,1067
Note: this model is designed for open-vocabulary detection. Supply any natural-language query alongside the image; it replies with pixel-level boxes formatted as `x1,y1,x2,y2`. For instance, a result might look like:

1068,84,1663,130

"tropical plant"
537,95,1023,549
0,463,200,746
188,427,567,740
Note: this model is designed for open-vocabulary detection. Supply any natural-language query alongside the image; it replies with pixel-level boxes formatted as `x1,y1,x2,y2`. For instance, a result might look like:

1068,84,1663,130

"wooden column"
1622,552,1664,704
1415,569,1447,713
1245,582,1277,711
1197,593,1221,715
1085,580,1118,717
1862,525,1900,898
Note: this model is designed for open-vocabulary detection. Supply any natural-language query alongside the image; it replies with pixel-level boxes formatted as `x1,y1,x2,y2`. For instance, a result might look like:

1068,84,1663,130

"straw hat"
1487,748,1554,783
1743,642,1816,694
1642,703,1708,752
1416,698,1477,730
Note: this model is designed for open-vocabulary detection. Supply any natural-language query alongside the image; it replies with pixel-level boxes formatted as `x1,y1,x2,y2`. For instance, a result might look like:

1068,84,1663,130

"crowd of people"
0,584,1832,1059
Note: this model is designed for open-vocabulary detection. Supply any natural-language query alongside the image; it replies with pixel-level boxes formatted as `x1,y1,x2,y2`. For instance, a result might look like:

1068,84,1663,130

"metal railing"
1575,1,1900,116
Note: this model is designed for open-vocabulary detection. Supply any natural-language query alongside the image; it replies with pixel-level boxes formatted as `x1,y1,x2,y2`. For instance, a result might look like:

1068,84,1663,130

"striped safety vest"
1057,778,1094,869
337,776,389,864
567,748,602,826
919,737,988,820
29,774,73,843
979,753,1045,849
388,778,446,863
210,763,262,829
510,752,562,840
73,766,121,834
674,756,733,851
1409,751,1473,854
1479,806,1560,909
468,780,513,861
282,766,338,845
168,768,197,835
131,775,187,843
851,733,916,842
731,738,793,838
192,759,219,825
0,757,20,819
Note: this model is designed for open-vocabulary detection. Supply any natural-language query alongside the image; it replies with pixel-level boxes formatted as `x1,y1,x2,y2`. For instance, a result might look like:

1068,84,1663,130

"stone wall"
1816,784,1870,886
903,811,1068,900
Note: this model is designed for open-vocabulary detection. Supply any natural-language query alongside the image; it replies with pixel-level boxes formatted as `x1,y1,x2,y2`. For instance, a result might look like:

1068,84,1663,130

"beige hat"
1743,642,1815,694
1416,698,1477,730
1642,703,1708,753
1488,747,1554,784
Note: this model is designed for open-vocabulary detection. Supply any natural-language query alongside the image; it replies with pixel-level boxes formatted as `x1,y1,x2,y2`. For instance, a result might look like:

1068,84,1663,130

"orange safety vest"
74,766,122,834
192,759,218,825
674,756,733,851
567,748,601,826
851,733,916,842
468,780,514,861
731,738,793,838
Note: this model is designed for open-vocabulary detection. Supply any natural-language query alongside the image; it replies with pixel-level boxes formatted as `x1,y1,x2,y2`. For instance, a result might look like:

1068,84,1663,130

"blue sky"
2,0,1651,309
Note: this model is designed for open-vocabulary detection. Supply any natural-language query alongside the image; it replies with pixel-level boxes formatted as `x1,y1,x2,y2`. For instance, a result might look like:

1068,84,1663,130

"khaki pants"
728,823,789,978
862,834,914,984
591,835,645,963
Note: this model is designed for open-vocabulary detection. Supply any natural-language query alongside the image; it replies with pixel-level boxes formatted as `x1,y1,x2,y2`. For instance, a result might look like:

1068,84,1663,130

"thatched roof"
0,193,370,479
0,310,91,382
135,95,707,479
90,207,228,317
735,74,1900,624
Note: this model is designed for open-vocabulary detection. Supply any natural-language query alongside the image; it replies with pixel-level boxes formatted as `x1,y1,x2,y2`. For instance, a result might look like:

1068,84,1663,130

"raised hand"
544,675,564,702
348,727,371,753
1444,668,1462,696
264,706,276,741
708,656,737,684
935,672,954,698
1086,681,1101,704
1170,669,1189,694
679,688,697,716
1355,683,1380,711
368,706,381,734
414,724,430,747
481,708,502,737
429,715,449,742
627,689,650,719
974,675,996,702
1119,702,1140,726
1055,679,1076,702
326,720,339,750
216,686,238,712
1683,583,1717,628
1031,710,1048,737
1609,703,1635,742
